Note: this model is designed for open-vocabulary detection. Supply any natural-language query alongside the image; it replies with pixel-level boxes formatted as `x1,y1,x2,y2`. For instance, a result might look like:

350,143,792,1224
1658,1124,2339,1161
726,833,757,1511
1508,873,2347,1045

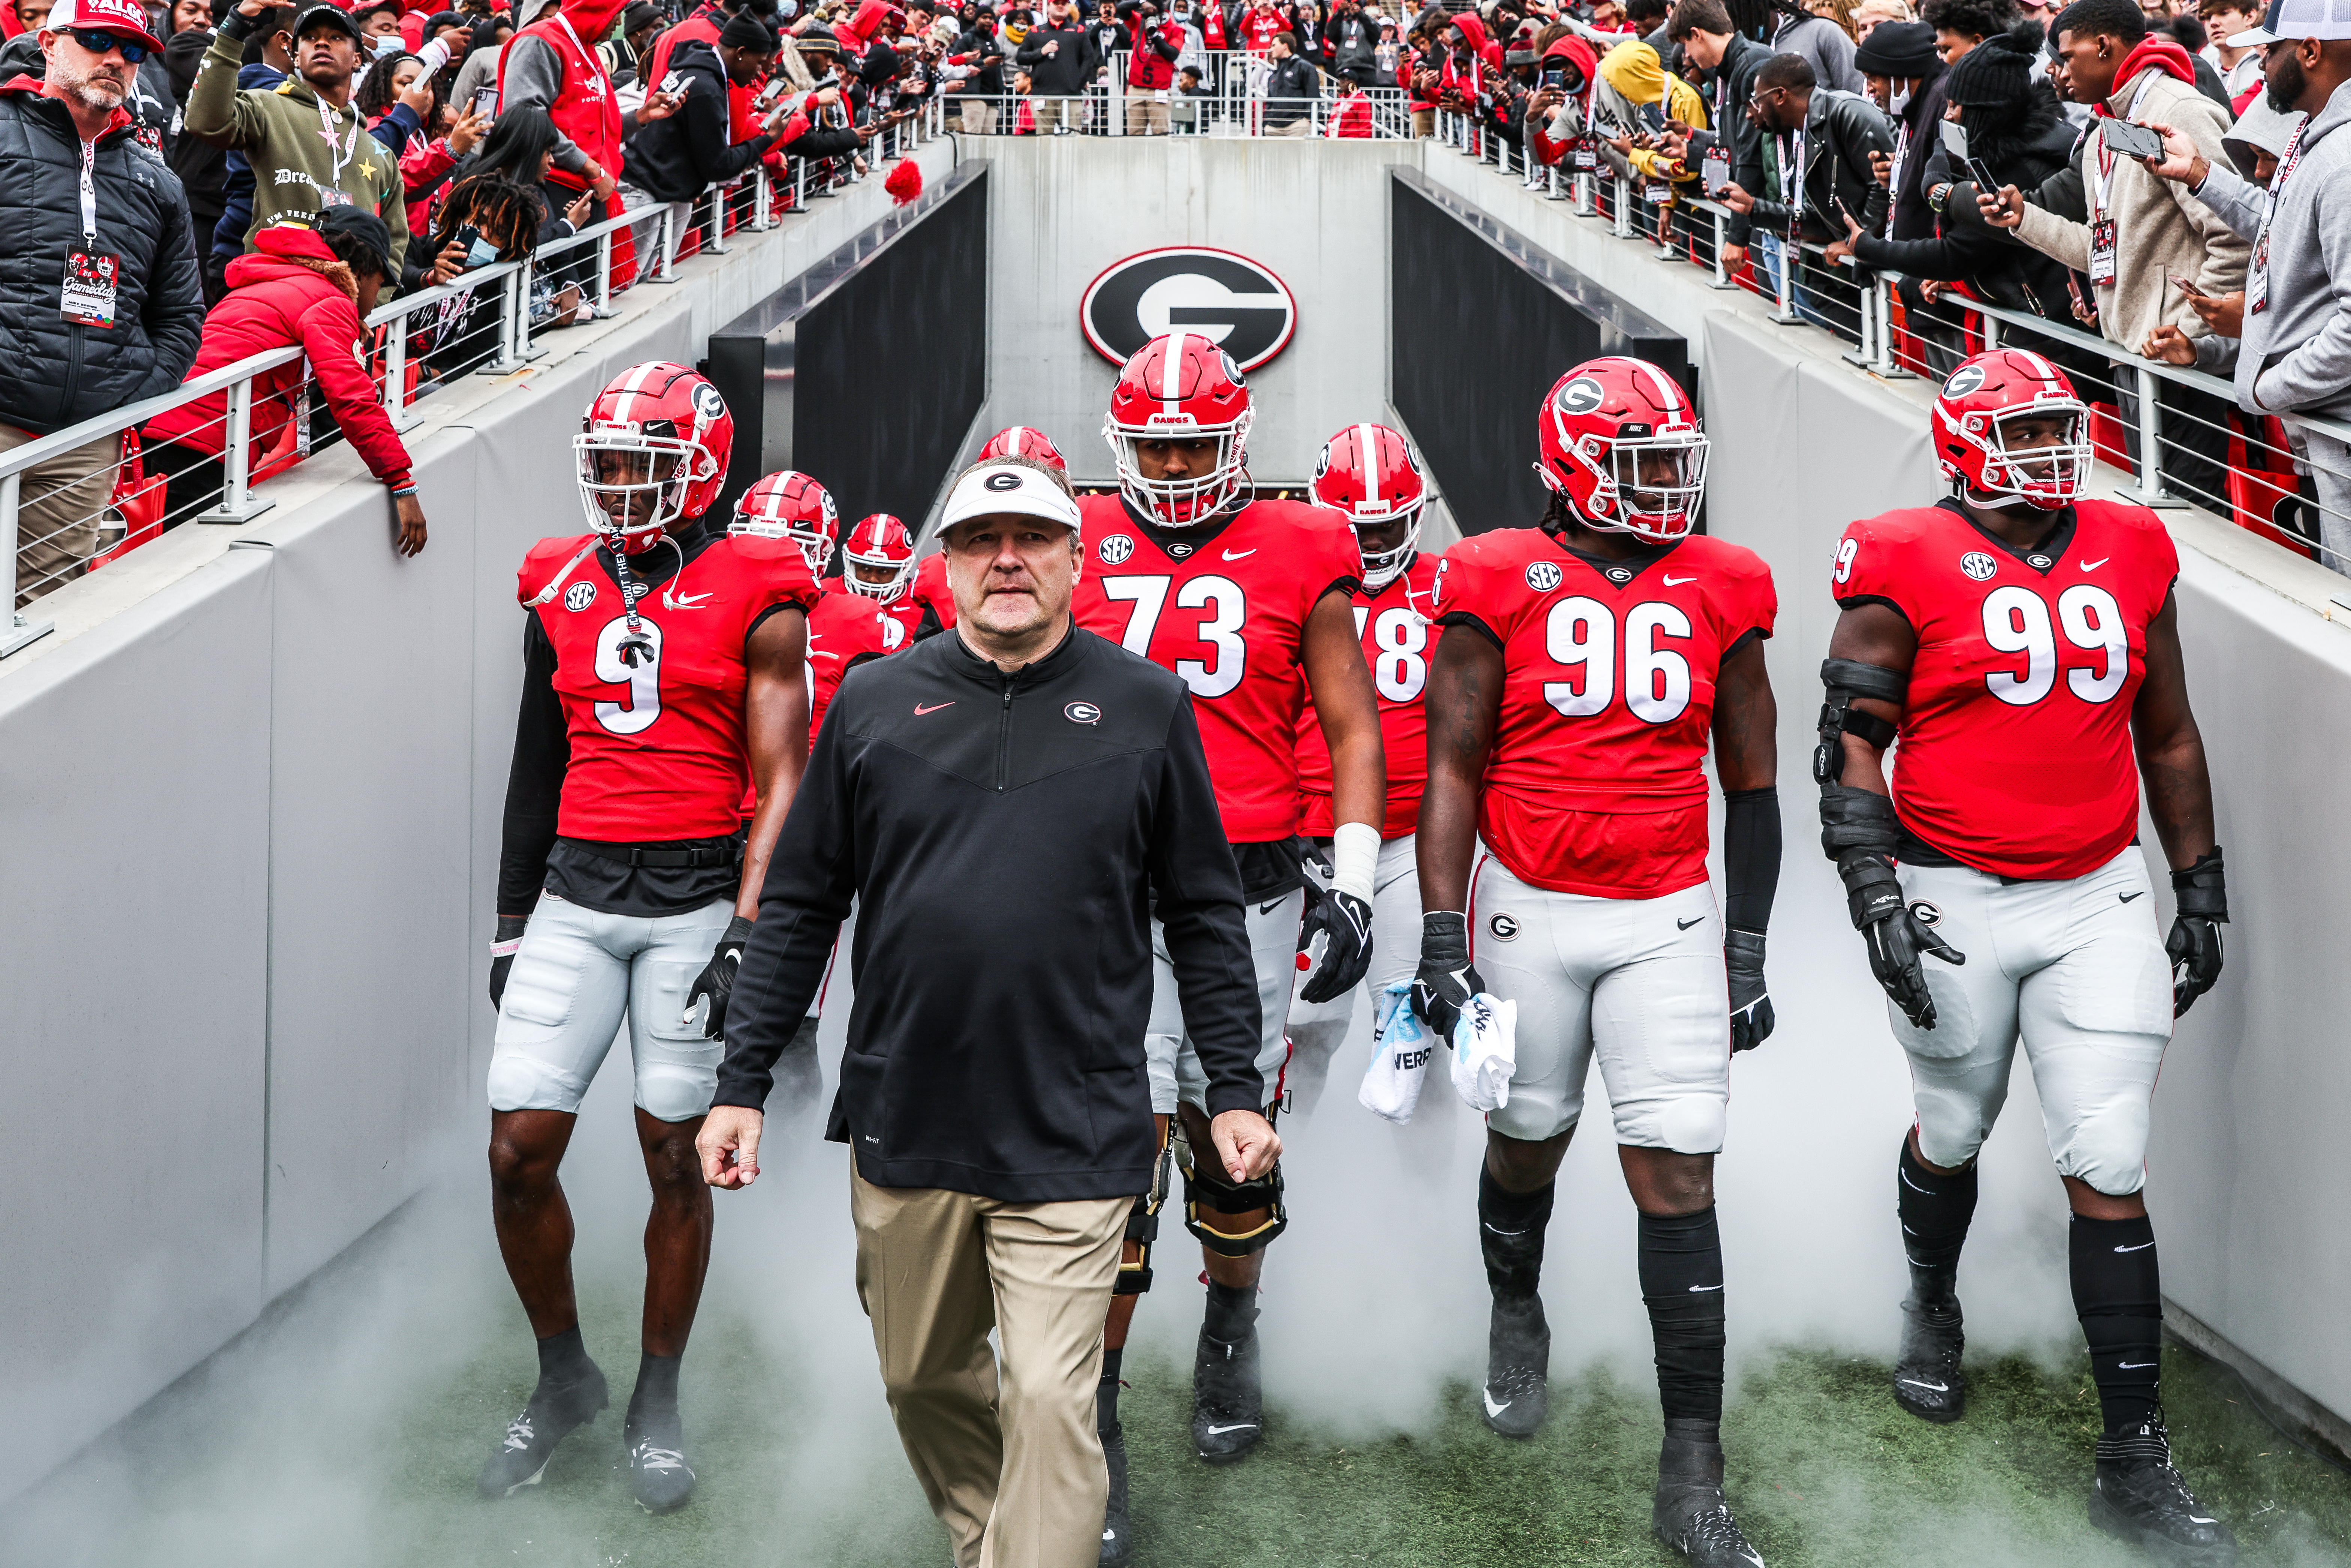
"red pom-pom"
884,159,922,207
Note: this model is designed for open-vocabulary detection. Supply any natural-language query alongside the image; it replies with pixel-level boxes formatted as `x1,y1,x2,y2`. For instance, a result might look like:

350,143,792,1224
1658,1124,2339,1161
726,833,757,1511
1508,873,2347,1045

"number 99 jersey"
1831,497,2178,880
1435,528,1776,897
1072,495,1364,841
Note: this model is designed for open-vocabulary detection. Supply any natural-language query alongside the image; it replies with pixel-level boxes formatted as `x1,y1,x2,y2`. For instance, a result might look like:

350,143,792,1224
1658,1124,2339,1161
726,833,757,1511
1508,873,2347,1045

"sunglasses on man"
68,26,151,61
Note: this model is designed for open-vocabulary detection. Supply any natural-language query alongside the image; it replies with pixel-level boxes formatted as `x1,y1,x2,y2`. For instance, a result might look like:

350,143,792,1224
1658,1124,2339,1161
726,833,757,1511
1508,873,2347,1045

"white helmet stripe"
1162,333,1188,407
1007,428,1026,457
1355,423,1378,504
610,360,662,426
1633,358,1685,417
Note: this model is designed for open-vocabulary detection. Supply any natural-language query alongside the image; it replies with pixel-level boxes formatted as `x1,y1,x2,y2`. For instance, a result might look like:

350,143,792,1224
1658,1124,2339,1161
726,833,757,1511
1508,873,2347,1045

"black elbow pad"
1812,657,1907,786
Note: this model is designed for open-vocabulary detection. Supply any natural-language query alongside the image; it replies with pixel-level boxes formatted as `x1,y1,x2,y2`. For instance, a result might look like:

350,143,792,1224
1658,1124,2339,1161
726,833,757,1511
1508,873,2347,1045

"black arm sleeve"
713,697,860,1108
1722,786,1781,934
496,614,568,915
1149,695,1265,1117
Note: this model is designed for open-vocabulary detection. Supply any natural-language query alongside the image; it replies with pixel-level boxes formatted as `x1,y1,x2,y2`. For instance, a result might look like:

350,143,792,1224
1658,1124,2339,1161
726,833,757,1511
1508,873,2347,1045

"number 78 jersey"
1072,495,1364,842
1435,528,1777,898
1831,497,2177,880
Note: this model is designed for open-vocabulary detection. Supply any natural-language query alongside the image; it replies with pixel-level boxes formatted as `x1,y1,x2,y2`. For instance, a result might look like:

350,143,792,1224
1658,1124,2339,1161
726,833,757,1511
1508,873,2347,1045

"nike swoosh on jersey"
1222,549,1258,560
2081,557,2109,570
1662,574,1696,585
1259,900,1284,915
2119,890,2145,902
670,590,714,607
915,701,955,715
1676,915,1704,930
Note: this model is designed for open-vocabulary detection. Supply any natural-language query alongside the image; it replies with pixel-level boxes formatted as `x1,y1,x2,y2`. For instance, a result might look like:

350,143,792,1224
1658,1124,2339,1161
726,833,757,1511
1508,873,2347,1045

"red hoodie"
1527,36,1597,164
144,226,415,492
2100,33,2197,113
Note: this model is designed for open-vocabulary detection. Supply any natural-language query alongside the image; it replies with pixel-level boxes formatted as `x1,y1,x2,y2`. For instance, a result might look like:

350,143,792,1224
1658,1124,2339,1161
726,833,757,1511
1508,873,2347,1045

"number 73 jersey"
1435,528,1777,898
1072,495,1364,842
1831,497,2178,880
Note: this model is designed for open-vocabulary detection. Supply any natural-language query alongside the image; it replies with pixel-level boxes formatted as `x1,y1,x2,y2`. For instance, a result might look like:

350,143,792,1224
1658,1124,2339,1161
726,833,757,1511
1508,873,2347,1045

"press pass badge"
61,248,118,327
2088,218,2117,287
1572,139,1597,170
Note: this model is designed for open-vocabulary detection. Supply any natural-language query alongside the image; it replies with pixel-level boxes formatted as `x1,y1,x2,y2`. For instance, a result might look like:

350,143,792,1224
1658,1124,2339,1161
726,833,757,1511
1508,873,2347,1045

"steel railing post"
596,223,616,316
2121,362,2185,507
0,471,52,656
1612,175,1632,238
195,372,275,522
384,318,410,431
703,182,732,254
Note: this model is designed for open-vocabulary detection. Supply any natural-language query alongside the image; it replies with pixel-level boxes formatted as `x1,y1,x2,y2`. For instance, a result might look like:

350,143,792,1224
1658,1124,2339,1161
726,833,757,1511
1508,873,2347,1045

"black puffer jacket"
0,79,205,437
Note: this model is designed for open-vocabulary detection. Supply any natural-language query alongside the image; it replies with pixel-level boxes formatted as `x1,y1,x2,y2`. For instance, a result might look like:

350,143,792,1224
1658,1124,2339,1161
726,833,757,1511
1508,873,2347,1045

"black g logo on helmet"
1554,375,1605,416
1942,364,1985,399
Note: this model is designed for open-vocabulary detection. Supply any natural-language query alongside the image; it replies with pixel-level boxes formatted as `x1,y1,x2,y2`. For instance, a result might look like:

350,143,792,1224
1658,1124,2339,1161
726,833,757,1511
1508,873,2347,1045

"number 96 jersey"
1831,497,2178,880
1073,496,1364,842
1436,528,1776,898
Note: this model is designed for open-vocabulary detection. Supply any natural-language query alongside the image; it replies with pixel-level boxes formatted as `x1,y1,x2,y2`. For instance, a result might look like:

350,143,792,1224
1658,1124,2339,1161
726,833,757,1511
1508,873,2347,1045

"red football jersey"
1297,551,1438,839
911,550,958,628
1436,529,1777,897
1072,495,1363,842
1832,498,2177,880
806,589,896,749
522,532,820,841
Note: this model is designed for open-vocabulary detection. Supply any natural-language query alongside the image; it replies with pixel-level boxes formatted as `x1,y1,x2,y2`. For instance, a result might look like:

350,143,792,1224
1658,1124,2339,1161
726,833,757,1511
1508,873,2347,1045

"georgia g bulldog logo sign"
1081,247,1298,372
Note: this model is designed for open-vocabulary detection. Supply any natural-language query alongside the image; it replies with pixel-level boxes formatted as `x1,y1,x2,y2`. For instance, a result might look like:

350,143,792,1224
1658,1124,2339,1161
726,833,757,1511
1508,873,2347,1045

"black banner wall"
1389,168,1691,537
704,161,989,531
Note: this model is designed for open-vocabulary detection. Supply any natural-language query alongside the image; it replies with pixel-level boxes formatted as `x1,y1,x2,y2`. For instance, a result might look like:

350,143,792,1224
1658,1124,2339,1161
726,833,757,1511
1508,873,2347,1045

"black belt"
559,836,742,870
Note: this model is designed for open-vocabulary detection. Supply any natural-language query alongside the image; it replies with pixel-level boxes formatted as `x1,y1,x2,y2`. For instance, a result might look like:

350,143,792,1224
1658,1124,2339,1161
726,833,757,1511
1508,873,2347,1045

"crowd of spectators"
0,0,2344,609
0,0,917,604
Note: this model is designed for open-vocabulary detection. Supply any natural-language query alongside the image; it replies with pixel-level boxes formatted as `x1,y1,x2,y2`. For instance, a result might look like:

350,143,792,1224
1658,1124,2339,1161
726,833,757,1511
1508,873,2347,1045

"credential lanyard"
2088,75,2157,220
314,90,357,187
77,136,98,242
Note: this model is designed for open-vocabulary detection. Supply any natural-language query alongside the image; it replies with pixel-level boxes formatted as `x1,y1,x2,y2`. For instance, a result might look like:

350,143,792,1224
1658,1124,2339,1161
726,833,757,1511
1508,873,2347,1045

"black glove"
1726,927,1772,1052
2167,847,2226,1018
686,914,756,1040
488,914,527,1012
1838,850,1964,1030
1297,883,1375,1004
1410,910,1484,1042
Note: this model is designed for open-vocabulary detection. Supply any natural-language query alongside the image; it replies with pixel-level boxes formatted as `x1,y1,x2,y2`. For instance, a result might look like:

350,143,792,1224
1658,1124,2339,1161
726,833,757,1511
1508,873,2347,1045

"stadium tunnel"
6,132,2351,1565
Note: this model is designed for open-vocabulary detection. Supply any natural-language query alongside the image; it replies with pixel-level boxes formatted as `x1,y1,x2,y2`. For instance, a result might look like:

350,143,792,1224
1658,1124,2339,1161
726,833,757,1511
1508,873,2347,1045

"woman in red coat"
143,211,428,555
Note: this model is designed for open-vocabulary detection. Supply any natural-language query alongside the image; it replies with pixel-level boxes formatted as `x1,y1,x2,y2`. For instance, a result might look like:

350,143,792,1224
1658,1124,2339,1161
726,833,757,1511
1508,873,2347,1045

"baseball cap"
290,1,366,42
2227,0,2351,45
939,461,1082,534
43,0,165,51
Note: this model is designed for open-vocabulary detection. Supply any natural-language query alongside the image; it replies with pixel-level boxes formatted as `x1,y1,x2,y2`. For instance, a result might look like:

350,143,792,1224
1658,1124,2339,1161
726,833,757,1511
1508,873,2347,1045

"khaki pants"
851,1163,1128,1568
1267,115,1312,136
0,425,119,608
960,98,1000,134
1031,96,1075,131
1125,86,1168,135
1410,107,1434,138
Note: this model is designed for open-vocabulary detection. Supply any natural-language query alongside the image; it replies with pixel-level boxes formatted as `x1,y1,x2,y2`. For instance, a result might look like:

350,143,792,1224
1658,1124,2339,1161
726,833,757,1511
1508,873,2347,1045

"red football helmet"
576,361,734,553
1534,356,1706,543
843,513,917,602
1932,348,2090,510
1312,422,1426,589
979,425,1068,472
731,469,840,575
1102,332,1253,526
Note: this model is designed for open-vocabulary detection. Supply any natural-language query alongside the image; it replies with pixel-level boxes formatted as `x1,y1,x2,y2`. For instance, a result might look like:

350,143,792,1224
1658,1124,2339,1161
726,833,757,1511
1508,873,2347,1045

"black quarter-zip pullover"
716,625,1263,1202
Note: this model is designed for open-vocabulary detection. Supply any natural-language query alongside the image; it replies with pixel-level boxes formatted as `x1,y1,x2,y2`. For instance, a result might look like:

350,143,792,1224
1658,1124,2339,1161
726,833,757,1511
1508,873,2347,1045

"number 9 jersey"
1831,497,2177,880
1435,528,1777,897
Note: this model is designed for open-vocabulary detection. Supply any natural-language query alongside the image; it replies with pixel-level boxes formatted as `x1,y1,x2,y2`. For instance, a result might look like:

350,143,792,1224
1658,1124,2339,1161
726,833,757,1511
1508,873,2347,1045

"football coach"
698,453,1279,1568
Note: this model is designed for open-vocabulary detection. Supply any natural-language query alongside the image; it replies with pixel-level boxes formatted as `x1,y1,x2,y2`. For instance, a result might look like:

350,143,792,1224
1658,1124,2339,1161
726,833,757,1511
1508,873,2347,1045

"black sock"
1638,1206,1725,1429
1478,1165,1555,1304
1204,1280,1258,1341
2071,1213,2163,1437
627,1351,682,1428
1897,1137,1976,1306
1098,1347,1124,1434
535,1326,594,1391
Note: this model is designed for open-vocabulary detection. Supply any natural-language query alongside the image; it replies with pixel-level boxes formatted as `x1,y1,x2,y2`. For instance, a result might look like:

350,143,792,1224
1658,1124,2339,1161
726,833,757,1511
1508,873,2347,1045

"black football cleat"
477,1363,609,1498
624,1411,696,1514
2090,1419,2238,1566
1192,1321,1264,1463
1480,1295,1550,1438
1892,1296,1967,1424
1098,1421,1134,1567
1653,1425,1766,1568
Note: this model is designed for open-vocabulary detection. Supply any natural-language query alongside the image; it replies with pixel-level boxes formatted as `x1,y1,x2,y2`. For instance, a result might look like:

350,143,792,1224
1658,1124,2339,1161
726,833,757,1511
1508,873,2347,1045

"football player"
1820,348,2233,1565
1416,357,1780,1568
841,512,924,648
1285,422,1439,1117
730,471,893,1114
1071,333,1385,1564
482,363,818,1513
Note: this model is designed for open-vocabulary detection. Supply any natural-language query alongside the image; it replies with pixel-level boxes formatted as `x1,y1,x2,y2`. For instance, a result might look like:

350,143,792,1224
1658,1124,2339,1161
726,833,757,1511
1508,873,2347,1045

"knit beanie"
1851,18,1937,76
1944,19,2041,107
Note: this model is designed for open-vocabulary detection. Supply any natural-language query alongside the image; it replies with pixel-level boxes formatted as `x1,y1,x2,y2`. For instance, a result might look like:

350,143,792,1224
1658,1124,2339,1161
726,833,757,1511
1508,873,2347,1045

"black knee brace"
1116,1129,1175,1297
1178,1136,1288,1257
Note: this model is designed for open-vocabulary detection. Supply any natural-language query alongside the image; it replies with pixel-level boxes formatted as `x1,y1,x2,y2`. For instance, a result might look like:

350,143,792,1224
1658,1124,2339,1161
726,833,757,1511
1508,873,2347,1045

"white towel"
1449,993,1517,1113
1360,982,1437,1125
